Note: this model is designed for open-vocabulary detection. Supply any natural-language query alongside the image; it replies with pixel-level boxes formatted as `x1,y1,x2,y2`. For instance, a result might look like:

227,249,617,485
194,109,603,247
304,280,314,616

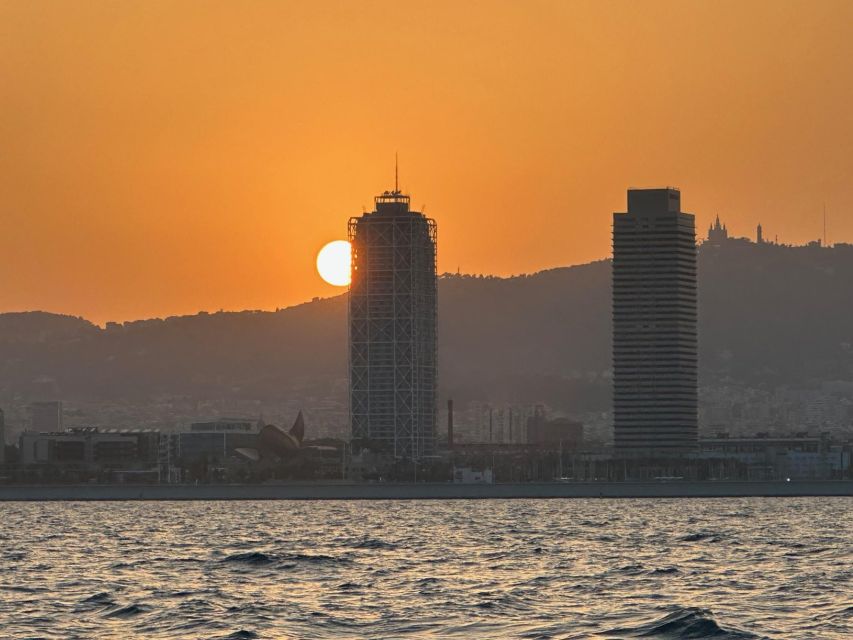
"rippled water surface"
1,498,851,639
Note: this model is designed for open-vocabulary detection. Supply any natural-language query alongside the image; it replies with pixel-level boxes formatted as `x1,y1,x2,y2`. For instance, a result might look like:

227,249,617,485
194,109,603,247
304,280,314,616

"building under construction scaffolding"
348,187,437,459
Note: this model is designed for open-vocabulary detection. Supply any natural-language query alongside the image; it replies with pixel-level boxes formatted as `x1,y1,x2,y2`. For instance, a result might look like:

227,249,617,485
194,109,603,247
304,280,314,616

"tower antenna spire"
395,152,399,193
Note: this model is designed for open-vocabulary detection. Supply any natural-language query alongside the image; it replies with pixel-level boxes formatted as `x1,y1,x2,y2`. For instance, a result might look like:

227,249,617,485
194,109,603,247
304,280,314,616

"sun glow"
316,240,352,286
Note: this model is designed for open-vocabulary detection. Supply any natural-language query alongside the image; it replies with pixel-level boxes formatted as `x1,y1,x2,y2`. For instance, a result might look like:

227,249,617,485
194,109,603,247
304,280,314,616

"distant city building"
756,223,763,244
707,214,728,244
348,184,438,459
189,419,259,433
167,420,261,468
28,401,63,432
19,428,160,468
698,434,850,480
452,402,537,445
613,188,698,453
526,412,584,450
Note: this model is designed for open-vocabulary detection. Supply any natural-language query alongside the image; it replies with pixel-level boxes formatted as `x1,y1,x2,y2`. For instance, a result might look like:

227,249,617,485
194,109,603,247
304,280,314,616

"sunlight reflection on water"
0,498,850,639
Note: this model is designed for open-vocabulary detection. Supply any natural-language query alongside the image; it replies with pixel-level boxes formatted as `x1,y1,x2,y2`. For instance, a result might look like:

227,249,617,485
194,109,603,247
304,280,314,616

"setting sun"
316,240,351,287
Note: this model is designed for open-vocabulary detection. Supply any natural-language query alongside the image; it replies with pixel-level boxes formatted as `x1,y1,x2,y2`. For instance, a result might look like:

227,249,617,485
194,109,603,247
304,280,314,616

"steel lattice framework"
348,191,437,459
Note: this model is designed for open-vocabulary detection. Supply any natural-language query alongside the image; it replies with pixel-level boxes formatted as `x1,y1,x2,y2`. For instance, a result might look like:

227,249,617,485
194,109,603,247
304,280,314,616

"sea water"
0,498,850,638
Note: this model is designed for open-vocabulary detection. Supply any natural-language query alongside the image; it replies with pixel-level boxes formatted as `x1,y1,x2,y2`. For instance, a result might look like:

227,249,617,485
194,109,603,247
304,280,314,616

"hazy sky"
2,0,852,323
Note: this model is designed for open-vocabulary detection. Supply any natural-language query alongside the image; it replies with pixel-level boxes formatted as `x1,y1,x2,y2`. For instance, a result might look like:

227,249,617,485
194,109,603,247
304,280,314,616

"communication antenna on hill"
395,152,399,193
823,203,828,247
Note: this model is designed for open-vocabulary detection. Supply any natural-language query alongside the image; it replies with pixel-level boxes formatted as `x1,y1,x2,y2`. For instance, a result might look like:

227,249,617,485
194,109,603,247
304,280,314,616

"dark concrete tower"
612,188,697,453
348,184,437,459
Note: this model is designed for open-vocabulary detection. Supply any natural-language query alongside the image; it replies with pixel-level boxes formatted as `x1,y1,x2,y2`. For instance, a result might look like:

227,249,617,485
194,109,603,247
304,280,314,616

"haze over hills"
1,240,852,436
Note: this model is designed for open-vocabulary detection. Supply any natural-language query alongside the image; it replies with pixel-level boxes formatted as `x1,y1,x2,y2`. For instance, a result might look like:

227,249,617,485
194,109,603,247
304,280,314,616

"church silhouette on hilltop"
707,215,767,246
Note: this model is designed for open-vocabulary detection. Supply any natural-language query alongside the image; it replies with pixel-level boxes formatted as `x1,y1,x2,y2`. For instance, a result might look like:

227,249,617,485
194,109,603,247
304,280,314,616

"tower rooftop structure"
626,187,681,215
372,189,411,212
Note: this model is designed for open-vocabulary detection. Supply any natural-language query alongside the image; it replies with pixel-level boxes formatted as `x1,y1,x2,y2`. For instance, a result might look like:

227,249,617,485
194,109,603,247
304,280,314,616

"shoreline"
0,480,851,501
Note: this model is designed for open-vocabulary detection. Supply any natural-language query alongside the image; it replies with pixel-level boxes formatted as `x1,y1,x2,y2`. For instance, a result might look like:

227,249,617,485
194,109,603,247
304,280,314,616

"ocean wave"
283,552,350,565
783,546,829,557
221,551,276,565
80,592,115,606
337,581,363,591
579,519,608,527
102,603,151,619
221,550,349,566
349,537,398,550
606,607,760,638
1,584,47,593
214,631,258,639
617,563,645,575
679,532,723,543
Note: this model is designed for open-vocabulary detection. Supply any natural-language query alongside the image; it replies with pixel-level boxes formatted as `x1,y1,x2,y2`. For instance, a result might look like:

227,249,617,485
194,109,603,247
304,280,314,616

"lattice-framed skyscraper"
348,187,437,459
612,188,698,453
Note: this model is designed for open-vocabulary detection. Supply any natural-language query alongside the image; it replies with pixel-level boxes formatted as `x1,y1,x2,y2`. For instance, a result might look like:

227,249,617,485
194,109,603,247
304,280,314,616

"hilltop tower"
348,184,437,459
612,188,698,453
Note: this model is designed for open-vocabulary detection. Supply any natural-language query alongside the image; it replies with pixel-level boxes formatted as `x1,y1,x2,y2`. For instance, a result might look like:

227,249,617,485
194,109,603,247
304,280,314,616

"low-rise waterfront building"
697,433,850,480
19,428,160,467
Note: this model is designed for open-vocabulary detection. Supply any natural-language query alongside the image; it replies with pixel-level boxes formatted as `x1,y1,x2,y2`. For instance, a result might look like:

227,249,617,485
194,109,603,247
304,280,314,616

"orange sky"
2,0,852,324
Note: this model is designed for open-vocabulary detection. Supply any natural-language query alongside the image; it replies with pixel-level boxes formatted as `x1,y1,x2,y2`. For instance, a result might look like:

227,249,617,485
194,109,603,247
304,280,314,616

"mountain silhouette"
1,242,851,425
